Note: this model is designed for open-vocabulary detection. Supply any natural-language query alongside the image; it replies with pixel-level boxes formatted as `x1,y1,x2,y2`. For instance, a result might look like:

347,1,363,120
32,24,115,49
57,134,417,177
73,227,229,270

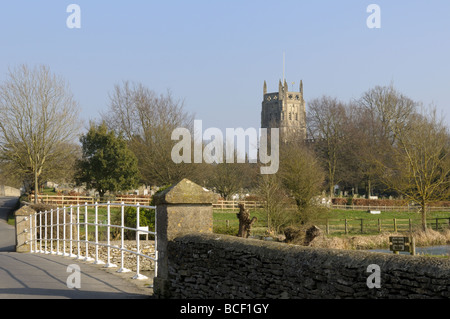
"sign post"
389,236,415,255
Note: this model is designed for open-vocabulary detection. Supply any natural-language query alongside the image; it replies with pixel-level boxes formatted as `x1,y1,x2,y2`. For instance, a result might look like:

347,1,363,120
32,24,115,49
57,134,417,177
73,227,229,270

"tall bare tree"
0,65,80,202
307,96,348,197
379,107,450,231
102,81,196,186
352,84,418,197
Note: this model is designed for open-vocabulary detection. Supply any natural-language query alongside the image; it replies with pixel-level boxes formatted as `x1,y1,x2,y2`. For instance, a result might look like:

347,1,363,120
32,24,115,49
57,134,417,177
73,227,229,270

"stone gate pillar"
152,178,217,298
15,206,35,253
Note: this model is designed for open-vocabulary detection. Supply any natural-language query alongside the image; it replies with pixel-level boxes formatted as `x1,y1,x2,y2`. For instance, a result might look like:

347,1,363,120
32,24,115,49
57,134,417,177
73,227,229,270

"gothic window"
296,113,298,121
289,112,292,120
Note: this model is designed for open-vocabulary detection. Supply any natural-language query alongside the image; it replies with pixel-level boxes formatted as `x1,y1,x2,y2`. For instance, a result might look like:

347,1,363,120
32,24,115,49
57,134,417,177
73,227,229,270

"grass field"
213,208,450,236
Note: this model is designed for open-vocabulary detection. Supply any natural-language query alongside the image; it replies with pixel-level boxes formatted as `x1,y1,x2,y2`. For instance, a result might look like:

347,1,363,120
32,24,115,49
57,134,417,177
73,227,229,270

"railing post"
104,201,116,268
63,207,66,256
94,202,104,265
30,213,34,253
133,203,147,280
50,209,54,254
84,203,93,261
39,212,42,253
56,208,60,255
118,202,130,273
76,205,81,259
34,213,38,253
44,210,48,254
69,205,76,257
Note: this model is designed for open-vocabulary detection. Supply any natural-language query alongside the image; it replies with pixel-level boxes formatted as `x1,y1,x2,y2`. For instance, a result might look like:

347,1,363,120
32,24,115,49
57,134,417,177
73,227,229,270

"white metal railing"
28,202,157,281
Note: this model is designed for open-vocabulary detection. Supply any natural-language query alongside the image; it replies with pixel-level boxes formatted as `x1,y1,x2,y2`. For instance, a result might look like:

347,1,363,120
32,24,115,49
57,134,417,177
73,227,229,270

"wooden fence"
212,200,265,210
332,204,450,212
318,217,450,235
30,194,152,206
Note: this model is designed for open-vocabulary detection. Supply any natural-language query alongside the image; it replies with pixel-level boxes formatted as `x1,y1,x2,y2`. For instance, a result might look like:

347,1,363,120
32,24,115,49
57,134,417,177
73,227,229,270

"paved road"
0,197,153,299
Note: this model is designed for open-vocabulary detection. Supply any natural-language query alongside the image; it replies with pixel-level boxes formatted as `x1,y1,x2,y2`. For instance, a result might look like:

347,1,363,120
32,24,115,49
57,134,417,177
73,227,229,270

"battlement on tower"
261,79,306,143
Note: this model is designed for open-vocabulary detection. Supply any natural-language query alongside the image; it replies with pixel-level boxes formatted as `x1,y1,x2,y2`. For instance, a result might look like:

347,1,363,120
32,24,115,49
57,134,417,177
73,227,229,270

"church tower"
261,79,306,143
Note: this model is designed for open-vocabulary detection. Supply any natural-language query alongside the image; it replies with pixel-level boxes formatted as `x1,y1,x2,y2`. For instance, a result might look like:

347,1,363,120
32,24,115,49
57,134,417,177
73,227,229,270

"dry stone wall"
167,233,450,299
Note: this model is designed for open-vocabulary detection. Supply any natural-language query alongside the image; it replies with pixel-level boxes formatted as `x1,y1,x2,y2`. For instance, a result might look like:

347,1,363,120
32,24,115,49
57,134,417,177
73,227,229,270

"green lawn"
213,208,450,236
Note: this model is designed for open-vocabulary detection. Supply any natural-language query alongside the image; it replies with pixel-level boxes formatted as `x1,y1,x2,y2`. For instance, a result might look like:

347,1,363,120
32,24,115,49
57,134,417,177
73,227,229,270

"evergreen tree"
76,122,140,199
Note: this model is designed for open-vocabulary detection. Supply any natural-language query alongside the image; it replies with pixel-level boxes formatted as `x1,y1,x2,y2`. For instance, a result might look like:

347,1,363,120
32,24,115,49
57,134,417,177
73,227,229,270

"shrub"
331,198,347,205
111,206,155,240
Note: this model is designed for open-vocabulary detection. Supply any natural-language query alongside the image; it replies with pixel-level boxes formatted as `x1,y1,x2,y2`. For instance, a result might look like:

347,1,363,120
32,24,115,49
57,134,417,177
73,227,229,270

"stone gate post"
15,206,35,253
152,178,217,298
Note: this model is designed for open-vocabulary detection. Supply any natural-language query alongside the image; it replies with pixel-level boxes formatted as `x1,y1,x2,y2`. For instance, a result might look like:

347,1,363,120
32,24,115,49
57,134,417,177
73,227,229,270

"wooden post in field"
378,219,381,233
393,218,397,232
344,219,348,234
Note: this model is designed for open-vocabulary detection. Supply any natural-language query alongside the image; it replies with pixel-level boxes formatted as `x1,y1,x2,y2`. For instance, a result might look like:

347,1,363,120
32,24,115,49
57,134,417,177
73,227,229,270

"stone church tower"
261,79,306,143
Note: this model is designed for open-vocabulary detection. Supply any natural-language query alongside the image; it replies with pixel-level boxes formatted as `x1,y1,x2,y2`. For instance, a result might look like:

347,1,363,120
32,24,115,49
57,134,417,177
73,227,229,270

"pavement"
0,197,154,299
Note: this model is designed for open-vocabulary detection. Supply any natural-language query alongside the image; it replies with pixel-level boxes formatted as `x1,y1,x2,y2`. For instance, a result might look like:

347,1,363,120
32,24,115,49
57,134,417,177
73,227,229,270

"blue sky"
1,1,450,133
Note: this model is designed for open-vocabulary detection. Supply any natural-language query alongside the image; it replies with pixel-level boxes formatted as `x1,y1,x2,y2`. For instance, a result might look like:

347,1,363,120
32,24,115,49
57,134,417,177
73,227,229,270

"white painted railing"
28,202,157,281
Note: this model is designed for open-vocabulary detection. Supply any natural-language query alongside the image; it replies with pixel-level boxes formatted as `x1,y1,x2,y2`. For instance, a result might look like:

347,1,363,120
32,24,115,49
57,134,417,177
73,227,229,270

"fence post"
14,206,35,253
153,178,218,298
344,219,348,234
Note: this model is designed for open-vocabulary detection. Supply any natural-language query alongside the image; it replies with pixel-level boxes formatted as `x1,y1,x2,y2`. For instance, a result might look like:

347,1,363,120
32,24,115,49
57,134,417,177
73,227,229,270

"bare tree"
279,141,325,211
255,173,296,233
352,84,418,197
307,96,348,197
379,107,450,231
0,65,80,202
102,81,196,186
